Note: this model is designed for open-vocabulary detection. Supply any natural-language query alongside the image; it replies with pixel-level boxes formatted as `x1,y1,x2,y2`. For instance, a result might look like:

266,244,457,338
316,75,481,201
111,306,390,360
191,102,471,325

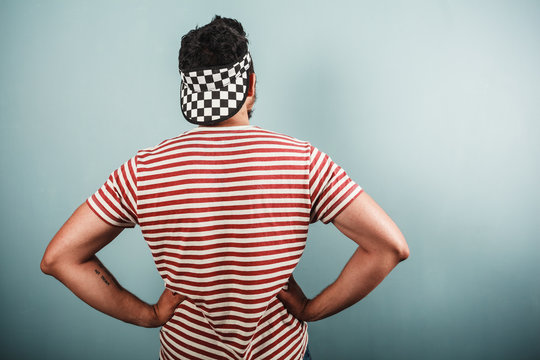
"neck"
200,105,250,127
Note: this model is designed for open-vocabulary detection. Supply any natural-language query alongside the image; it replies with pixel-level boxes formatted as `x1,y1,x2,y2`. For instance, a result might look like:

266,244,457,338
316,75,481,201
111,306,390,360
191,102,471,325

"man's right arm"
277,191,409,322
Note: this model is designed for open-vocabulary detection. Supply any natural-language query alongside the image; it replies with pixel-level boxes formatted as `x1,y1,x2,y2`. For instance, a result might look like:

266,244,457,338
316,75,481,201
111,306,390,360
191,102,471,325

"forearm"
306,246,401,321
45,255,156,327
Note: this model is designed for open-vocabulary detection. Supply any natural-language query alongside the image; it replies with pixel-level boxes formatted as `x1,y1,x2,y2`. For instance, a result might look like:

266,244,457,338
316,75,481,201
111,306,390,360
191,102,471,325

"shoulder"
134,125,315,159
252,126,311,148
253,127,328,158
134,130,195,159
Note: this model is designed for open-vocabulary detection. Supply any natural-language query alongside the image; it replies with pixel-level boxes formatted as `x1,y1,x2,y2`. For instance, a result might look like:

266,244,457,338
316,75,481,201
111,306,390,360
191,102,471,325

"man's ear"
247,72,256,97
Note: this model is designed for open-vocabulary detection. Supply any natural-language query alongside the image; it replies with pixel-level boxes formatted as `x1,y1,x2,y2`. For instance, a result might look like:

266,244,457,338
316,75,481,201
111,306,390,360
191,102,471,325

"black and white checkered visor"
180,52,252,125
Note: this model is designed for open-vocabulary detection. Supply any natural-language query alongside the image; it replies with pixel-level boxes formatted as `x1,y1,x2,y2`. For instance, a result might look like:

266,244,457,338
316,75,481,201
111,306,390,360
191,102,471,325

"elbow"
40,255,53,275
396,245,410,261
372,241,410,263
383,235,409,262
40,251,59,276
394,240,410,262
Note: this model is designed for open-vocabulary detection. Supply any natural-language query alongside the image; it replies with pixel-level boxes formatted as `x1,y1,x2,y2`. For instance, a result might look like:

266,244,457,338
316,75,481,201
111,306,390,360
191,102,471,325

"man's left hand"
147,288,188,327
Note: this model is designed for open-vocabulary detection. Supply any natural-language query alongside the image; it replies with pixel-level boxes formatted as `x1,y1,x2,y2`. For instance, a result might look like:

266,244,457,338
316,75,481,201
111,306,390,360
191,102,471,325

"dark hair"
178,15,256,119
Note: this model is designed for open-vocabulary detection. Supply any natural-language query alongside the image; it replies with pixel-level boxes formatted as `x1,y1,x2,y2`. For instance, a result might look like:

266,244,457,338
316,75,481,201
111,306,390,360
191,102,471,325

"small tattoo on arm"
94,259,121,288
94,268,110,286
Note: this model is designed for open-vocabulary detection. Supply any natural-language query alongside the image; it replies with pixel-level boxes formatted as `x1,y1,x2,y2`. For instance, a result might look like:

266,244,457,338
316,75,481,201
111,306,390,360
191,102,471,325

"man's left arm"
40,201,186,328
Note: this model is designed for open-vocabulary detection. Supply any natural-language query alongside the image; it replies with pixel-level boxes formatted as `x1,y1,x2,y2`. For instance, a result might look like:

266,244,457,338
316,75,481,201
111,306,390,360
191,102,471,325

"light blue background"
1,0,539,359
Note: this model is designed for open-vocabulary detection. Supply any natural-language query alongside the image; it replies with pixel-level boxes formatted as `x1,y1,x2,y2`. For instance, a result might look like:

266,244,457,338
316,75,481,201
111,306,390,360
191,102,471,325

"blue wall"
1,0,539,359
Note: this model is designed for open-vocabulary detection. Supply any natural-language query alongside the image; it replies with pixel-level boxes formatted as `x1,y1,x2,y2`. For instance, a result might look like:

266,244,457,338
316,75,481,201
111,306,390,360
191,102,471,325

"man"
41,15,409,360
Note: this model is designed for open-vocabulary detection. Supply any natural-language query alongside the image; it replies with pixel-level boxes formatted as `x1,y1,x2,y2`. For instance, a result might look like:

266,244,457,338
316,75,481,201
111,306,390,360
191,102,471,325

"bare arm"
277,191,409,321
40,202,186,327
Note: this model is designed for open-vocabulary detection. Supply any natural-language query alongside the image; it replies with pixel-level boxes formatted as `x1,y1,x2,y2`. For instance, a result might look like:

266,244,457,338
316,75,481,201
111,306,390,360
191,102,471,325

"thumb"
276,287,292,304
276,277,291,298
161,289,187,307
169,290,187,303
174,293,187,306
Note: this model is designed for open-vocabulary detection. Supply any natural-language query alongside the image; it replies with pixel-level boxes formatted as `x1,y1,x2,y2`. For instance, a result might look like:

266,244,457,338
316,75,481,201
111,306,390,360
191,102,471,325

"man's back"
41,16,408,360
87,124,363,359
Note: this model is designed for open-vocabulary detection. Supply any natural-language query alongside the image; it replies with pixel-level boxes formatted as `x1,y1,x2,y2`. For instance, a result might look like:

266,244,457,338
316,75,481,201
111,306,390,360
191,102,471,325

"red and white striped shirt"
87,124,363,360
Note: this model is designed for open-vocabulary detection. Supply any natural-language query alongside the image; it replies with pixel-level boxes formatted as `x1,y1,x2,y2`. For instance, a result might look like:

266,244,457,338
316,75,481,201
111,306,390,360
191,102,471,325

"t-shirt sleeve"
309,144,363,224
86,155,138,228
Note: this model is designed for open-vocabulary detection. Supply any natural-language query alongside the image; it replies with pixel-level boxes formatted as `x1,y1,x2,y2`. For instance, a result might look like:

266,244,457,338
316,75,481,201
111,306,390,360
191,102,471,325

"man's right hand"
276,275,316,322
